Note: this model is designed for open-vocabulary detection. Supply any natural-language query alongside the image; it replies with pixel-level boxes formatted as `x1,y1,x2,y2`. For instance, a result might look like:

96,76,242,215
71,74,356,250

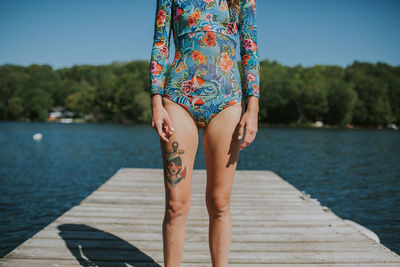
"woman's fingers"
151,102,175,143
155,120,169,143
238,111,258,151
237,121,245,140
152,110,175,143
240,129,250,150
164,113,175,136
240,124,256,150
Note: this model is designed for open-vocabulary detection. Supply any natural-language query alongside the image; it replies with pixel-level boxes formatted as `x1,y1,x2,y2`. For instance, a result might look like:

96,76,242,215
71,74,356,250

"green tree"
325,79,357,126
7,96,24,120
346,61,395,126
297,66,329,123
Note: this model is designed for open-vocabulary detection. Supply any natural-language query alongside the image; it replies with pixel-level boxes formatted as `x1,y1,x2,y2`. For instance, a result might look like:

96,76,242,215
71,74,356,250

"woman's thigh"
203,102,244,199
160,97,199,204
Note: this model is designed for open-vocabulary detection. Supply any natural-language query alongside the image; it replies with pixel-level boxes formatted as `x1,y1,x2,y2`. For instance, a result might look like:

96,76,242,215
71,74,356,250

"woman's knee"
165,197,191,220
206,194,231,218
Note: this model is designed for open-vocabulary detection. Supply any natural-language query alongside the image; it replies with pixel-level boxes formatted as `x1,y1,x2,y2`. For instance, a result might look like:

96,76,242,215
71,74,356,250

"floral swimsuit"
150,0,260,127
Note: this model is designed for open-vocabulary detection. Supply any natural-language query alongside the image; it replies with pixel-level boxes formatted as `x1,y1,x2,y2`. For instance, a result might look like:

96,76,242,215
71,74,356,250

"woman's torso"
165,0,242,111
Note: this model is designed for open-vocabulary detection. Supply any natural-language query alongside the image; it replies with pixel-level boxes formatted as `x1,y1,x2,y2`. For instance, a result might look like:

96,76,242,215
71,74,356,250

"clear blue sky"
1,0,399,70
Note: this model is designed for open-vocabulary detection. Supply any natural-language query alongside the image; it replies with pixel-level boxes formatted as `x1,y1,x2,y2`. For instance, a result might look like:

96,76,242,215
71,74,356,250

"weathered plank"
1,168,399,266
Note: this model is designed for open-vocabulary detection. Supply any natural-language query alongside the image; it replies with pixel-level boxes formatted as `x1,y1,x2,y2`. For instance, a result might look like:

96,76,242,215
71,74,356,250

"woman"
149,0,259,265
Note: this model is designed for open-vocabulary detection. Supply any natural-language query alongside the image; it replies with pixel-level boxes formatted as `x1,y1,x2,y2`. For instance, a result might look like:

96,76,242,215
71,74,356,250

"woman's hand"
237,96,259,151
151,95,175,143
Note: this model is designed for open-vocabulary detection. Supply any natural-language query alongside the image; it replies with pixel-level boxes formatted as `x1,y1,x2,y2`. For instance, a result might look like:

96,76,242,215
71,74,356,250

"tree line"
0,59,399,127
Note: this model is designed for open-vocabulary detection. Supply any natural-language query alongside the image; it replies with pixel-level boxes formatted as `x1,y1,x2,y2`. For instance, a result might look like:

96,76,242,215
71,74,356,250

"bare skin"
151,94,258,267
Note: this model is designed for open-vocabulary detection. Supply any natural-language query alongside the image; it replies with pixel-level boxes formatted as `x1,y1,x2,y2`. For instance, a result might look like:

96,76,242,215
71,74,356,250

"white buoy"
33,133,42,141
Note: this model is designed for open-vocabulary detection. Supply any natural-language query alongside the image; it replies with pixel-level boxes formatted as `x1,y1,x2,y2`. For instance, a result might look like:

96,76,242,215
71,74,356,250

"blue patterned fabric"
150,0,260,127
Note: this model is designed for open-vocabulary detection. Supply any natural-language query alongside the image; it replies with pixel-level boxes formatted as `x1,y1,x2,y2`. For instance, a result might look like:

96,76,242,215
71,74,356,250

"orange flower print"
193,11,200,19
157,9,166,19
220,52,233,72
219,1,228,11
204,31,216,47
156,19,164,27
150,61,163,75
192,50,201,61
202,25,212,31
198,54,206,64
156,9,166,27
242,54,250,66
176,62,187,73
192,50,206,64
174,51,181,62
187,11,200,26
187,16,195,26
221,52,229,61
157,42,169,57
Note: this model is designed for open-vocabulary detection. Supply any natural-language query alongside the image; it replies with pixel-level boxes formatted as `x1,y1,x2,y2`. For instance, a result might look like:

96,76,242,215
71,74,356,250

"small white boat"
33,133,42,141
60,118,73,123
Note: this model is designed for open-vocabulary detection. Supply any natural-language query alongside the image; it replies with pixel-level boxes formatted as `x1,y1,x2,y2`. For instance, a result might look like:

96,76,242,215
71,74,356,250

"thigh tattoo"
165,141,187,188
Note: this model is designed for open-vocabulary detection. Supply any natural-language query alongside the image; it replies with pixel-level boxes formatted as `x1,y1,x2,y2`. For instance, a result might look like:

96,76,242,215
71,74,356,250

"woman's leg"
203,101,244,267
160,97,199,267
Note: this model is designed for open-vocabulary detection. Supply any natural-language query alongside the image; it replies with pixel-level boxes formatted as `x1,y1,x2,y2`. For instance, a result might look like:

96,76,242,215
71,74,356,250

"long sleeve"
149,0,172,96
238,0,260,98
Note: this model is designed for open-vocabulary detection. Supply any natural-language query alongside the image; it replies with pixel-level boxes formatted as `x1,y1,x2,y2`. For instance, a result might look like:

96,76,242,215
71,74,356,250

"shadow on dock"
57,224,160,267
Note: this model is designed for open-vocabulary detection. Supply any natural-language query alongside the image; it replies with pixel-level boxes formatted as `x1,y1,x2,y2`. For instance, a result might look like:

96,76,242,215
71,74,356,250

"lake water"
0,121,399,257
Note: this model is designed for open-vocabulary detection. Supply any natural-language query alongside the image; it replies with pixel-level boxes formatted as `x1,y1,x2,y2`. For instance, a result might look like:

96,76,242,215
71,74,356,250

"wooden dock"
1,168,399,266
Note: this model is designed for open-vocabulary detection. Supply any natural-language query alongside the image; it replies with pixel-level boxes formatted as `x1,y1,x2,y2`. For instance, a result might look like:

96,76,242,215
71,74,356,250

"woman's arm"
150,0,172,98
238,0,260,101
237,0,260,150
149,0,174,142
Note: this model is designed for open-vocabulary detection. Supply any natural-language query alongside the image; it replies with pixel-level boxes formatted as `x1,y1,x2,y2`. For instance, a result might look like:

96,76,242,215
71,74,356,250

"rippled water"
0,121,399,257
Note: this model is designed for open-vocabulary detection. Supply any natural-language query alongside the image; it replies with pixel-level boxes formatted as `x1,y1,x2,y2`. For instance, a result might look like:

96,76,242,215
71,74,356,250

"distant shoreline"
2,119,398,131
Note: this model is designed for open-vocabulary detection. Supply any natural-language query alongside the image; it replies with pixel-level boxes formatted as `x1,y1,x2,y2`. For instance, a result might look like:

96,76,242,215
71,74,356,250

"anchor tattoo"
165,141,187,188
